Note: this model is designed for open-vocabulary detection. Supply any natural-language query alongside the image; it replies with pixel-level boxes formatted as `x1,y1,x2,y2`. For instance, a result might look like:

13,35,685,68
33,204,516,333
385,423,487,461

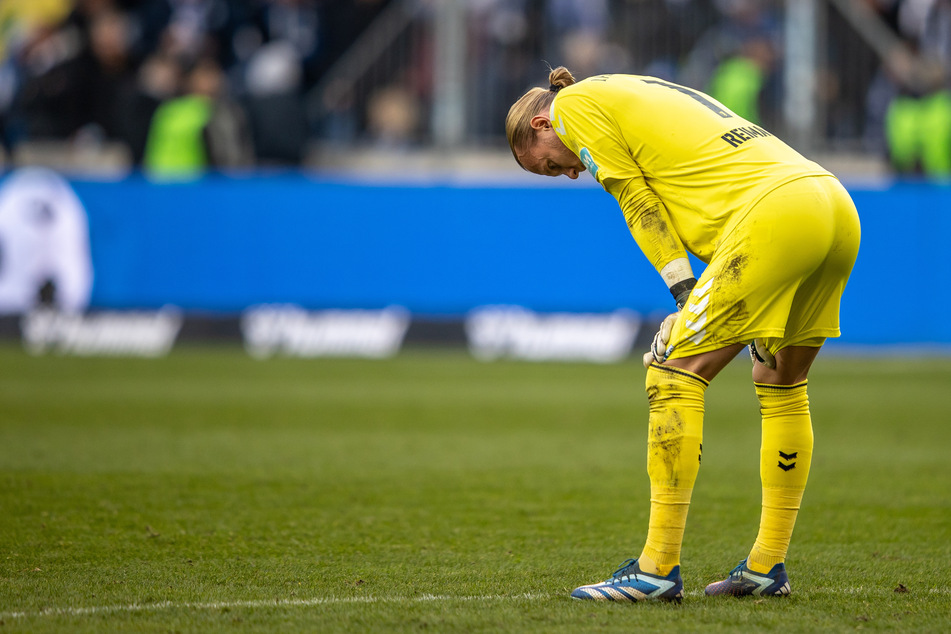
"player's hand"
642,312,679,368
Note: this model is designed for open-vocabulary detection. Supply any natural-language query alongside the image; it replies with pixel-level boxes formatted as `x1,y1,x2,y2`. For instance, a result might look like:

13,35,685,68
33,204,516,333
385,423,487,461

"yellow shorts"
668,175,861,358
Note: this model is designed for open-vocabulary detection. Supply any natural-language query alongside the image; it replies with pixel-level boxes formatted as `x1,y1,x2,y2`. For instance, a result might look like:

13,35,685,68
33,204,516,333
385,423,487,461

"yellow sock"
747,381,813,574
639,364,707,576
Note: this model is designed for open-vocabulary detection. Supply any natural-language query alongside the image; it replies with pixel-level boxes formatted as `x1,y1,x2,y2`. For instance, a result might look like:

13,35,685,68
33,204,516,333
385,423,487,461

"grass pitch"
0,344,949,632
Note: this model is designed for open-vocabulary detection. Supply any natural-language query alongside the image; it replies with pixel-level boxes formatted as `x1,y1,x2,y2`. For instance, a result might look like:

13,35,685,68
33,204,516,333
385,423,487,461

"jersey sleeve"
552,93,690,275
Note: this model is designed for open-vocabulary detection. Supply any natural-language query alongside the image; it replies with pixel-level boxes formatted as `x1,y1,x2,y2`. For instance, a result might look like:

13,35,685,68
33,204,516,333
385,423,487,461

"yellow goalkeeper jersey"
549,74,832,270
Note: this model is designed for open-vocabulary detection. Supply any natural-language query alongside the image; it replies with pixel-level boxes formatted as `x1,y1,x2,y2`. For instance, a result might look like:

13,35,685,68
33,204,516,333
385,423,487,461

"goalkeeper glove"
642,276,697,368
642,311,678,368
749,338,776,369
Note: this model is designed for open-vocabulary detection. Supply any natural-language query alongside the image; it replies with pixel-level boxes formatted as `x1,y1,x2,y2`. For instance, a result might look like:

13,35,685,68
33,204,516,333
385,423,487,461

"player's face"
517,116,585,179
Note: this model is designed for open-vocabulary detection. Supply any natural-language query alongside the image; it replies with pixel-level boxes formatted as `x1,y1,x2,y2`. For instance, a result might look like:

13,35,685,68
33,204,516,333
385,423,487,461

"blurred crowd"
466,0,951,178
1,0,950,177
0,0,393,173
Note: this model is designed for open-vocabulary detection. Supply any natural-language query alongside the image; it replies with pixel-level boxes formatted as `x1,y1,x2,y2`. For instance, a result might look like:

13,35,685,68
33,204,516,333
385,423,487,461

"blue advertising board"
65,174,950,346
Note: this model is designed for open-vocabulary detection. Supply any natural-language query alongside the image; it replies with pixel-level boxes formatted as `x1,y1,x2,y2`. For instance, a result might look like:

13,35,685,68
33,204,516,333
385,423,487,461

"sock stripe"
753,380,808,391
649,363,710,387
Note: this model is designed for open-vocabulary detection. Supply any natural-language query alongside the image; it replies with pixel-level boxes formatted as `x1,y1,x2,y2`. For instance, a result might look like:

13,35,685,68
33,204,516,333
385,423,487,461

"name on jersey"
720,125,773,148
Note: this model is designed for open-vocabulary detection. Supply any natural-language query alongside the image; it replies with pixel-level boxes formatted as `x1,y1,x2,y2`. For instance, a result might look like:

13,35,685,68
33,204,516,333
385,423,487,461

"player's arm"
553,94,697,307
610,187,698,366
607,179,696,308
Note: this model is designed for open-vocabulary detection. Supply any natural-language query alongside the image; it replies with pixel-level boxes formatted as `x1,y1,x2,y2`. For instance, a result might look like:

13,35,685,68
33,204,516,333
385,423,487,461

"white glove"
642,312,679,368
749,338,776,369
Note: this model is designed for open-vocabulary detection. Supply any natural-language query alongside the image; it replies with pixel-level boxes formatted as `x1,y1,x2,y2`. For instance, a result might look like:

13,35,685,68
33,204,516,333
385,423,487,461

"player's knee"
752,344,821,385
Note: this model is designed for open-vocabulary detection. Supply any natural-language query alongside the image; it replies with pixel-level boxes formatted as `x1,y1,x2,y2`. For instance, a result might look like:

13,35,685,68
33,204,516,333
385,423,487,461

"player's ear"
529,114,551,131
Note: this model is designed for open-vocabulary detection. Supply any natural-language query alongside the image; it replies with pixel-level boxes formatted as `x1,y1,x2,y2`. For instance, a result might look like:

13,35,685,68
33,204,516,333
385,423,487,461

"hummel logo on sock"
778,450,797,471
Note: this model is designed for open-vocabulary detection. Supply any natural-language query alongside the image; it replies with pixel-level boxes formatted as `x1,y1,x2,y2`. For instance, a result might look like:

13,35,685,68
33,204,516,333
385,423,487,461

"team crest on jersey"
579,147,599,178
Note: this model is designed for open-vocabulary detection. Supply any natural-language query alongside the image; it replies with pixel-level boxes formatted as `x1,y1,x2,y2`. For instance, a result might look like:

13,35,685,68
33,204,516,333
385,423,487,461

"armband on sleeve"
669,278,697,310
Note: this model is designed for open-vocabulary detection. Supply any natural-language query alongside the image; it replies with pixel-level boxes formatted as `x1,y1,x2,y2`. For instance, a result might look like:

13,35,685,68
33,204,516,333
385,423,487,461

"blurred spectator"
243,0,321,87
365,83,421,149
881,0,951,177
467,0,537,137
7,1,145,153
83,8,137,144
143,56,253,177
707,36,775,124
10,4,91,141
242,41,309,165
0,0,75,148
0,167,93,315
546,0,611,78
680,0,782,127
115,52,183,164
886,91,951,176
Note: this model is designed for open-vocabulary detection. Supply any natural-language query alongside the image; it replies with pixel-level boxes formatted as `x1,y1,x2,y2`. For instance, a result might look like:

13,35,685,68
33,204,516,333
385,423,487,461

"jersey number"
641,79,733,119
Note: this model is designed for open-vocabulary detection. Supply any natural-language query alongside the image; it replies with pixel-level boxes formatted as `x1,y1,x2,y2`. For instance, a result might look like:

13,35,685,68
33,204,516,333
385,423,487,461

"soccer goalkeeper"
506,67,860,601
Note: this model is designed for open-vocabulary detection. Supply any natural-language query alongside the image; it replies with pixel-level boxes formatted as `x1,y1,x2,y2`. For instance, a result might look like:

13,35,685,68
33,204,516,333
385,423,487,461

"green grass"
1,344,949,632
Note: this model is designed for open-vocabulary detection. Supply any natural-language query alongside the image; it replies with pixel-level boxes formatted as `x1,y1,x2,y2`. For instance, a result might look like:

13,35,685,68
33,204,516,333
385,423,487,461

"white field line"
2,587,948,621
0,592,549,620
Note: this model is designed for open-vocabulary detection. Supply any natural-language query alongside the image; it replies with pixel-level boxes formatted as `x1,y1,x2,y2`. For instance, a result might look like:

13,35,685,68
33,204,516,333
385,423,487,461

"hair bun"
547,66,576,91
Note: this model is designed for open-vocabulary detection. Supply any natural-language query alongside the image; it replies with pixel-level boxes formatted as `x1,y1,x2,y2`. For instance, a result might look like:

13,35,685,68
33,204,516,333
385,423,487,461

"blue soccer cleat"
570,559,684,602
704,559,791,597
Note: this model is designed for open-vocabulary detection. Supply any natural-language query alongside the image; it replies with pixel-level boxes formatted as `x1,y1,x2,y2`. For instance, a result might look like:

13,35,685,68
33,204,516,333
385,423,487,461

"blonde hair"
505,66,576,168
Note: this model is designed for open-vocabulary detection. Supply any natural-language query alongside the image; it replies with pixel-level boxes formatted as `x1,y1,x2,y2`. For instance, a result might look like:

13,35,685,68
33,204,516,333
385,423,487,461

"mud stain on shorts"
721,253,749,284
723,298,749,331
711,252,751,336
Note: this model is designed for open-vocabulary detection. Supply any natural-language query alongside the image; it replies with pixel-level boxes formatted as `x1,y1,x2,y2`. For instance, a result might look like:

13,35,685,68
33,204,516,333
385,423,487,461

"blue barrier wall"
68,175,949,345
